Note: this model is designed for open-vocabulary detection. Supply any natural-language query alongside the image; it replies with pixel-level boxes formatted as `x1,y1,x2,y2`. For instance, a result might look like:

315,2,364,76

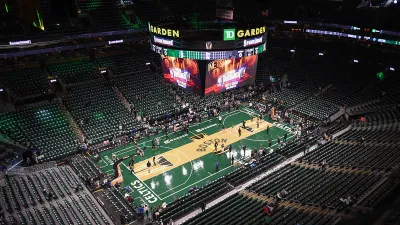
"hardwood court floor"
95,107,292,207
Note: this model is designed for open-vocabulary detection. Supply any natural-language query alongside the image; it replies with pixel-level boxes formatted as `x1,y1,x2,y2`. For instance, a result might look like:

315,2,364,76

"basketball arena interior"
1,0,400,224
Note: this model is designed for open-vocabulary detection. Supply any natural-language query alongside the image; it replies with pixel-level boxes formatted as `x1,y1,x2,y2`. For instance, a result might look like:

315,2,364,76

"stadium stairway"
329,106,346,123
346,99,381,116
57,99,87,143
112,86,132,111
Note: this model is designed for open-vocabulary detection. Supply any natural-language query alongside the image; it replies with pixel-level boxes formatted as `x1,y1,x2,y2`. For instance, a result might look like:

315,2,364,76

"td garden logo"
223,26,267,41
223,29,236,41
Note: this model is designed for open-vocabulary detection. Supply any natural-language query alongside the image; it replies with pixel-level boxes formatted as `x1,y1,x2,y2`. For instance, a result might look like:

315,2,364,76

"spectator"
321,159,327,169
138,206,144,220
264,205,270,215
144,205,149,219
340,195,354,206
201,201,206,212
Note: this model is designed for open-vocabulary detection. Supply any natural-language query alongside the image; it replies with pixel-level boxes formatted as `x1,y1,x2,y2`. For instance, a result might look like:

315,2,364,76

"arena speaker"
146,62,157,73
0,87,12,102
98,67,112,81
48,77,66,94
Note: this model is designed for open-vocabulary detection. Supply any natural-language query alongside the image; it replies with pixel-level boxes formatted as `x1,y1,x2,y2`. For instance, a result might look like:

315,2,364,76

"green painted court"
93,107,293,208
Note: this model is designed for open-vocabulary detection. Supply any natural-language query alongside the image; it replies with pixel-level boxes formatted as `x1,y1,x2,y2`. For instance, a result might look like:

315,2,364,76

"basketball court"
94,107,293,207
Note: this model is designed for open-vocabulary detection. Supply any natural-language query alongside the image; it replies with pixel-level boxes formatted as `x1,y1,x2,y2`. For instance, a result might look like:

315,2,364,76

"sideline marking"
127,146,195,197
121,162,162,200
132,118,266,181
103,110,241,159
98,109,295,204
105,110,240,156
224,110,292,142
159,165,233,200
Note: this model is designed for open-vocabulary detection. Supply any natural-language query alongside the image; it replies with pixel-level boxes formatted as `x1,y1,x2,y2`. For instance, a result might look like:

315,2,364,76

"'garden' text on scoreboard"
149,23,180,38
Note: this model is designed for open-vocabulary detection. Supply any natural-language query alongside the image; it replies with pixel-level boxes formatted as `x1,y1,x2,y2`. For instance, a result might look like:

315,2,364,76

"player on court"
129,157,135,174
156,137,160,147
147,161,151,173
238,127,242,137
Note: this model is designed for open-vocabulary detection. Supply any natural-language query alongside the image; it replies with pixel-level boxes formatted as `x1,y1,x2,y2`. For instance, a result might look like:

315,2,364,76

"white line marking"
121,162,162,200
189,110,238,128
151,148,194,196
188,130,198,137
222,110,294,142
160,165,233,200
120,145,194,198
7,160,23,171
135,154,181,178
222,111,242,125
114,145,137,155
104,111,240,156
136,196,146,204
116,148,137,157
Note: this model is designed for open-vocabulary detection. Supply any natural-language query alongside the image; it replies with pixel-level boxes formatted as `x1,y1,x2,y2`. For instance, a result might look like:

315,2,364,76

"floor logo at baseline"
164,134,188,144
131,180,159,204
195,124,217,132
197,138,228,151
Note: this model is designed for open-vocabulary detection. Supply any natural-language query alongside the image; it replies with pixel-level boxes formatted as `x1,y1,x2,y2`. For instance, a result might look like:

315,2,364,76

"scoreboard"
150,42,267,60
150,22,268,96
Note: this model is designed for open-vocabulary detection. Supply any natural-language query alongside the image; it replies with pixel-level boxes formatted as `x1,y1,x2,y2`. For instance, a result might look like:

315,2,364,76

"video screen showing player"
161,56,202,95
205,55,258,95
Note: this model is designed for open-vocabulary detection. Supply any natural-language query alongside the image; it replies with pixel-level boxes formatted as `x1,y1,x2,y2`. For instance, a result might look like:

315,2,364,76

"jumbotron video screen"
161,56,203,95
205,55,258,95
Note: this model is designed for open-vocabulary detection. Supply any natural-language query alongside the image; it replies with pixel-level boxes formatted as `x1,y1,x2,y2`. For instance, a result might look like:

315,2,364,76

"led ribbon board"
150,42,266,60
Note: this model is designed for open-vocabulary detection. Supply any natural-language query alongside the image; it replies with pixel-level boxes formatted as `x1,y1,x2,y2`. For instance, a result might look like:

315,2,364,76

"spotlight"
319,53,324,56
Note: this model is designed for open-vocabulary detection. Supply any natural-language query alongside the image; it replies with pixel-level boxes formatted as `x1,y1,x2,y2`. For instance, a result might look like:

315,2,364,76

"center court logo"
223,29,236,41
